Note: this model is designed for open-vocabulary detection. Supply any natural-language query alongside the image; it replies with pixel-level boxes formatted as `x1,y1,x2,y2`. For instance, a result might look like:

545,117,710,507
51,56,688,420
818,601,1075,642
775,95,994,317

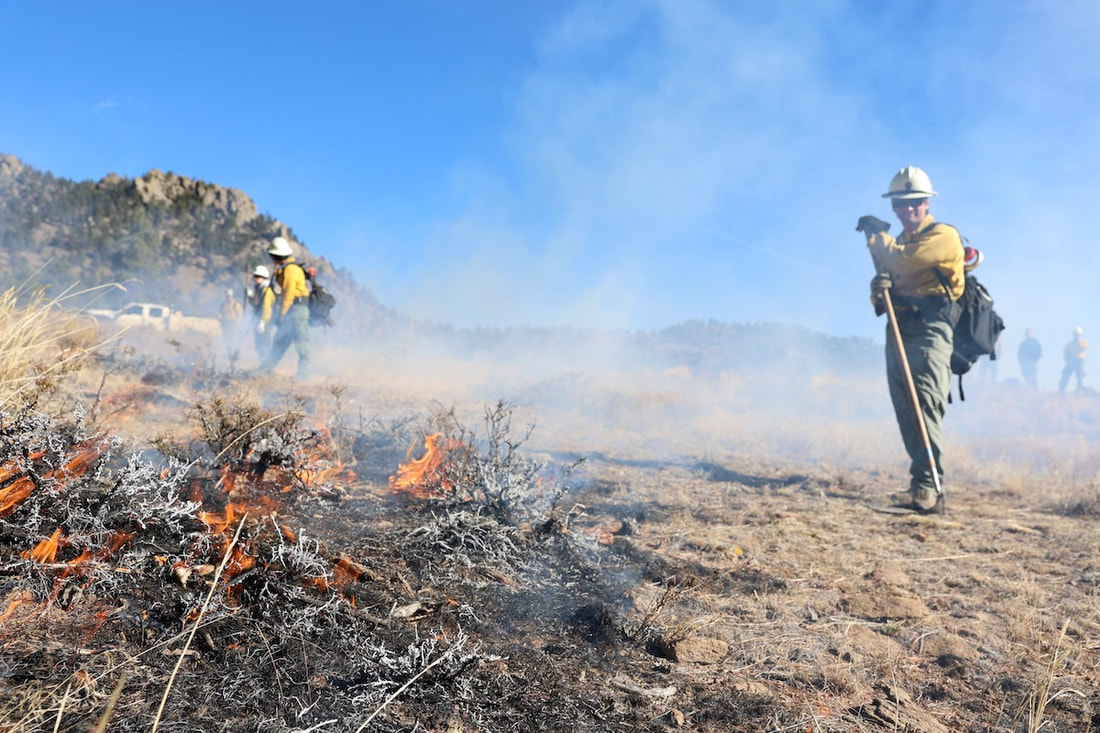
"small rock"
670,637,728,664
842,590,930,620
868,565,911,586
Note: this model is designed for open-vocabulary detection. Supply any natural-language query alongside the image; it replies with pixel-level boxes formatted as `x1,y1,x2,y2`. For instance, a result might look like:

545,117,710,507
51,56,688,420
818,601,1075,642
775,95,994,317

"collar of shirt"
898,214,937,243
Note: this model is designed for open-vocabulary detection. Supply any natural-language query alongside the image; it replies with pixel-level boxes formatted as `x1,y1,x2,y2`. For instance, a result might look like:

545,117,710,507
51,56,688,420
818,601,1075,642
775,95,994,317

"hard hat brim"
882,191,937,199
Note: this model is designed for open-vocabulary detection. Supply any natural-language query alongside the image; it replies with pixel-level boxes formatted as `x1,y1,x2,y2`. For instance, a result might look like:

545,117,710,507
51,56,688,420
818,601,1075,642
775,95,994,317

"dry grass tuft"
0,281,118,412
1059,485,1100,517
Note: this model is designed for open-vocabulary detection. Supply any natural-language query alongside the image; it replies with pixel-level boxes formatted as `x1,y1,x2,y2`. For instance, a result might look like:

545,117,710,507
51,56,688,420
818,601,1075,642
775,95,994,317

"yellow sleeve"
865,231,895,275
261,288,275,324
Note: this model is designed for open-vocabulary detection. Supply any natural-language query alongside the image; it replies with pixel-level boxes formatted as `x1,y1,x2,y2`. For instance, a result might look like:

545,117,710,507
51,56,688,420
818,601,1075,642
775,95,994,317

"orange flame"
2,425,379,615
0,450,46,483
198,503,250,534
0,441,108,518
0,590,34,625
105,532,134,555
0,477,36,518
223,542,255,579
22,528,64,563
389,433,461,498
60,549,97,578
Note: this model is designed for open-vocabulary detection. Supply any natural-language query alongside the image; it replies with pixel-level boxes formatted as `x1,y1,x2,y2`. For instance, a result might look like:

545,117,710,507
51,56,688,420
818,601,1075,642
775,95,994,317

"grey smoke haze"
354,0,1100,390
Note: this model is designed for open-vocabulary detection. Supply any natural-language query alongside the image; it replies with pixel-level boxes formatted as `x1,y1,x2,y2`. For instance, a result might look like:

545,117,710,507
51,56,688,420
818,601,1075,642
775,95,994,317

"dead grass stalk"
151,514,248,733
1026,619,1084,733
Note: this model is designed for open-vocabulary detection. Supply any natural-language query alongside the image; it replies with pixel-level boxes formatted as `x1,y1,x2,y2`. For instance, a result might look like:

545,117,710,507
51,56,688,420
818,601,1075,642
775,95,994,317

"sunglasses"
892,198,928,210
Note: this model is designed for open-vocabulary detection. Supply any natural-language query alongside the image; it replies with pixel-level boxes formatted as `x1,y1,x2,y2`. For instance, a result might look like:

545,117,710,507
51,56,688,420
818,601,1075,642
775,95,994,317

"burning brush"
389,432,464,498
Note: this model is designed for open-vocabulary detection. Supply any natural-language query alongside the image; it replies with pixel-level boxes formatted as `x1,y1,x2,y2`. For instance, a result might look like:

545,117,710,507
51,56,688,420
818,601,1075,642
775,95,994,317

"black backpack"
936,269,1005,400
292,262,337,327
307,282,336,327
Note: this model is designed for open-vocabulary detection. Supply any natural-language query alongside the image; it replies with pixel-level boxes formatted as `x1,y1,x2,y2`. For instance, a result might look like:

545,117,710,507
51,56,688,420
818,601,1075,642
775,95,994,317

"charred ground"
2,343,1099,733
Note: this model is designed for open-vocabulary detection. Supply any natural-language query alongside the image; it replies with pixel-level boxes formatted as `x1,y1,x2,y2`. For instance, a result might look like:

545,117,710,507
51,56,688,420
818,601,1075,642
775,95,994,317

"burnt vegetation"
6,369,1096,731
0,386,792,732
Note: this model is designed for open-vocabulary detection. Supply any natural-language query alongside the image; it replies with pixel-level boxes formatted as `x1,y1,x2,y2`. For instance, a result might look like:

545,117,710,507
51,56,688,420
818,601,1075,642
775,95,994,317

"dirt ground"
1,338,1099,732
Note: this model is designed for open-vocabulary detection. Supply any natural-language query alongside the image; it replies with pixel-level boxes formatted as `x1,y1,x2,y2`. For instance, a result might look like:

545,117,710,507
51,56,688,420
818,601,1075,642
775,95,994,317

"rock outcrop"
0,153,24,179
132,169,259,224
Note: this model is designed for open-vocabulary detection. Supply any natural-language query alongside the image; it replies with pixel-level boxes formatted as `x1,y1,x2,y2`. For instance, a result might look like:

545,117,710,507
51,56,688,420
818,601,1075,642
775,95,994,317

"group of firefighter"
212,167,1086,516
863,166,1090,516
1016,327,1090,394
218,236,311,380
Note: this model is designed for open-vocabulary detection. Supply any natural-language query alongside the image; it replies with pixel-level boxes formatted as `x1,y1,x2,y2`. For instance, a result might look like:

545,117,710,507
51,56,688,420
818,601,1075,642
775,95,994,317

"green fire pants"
885,312,953,495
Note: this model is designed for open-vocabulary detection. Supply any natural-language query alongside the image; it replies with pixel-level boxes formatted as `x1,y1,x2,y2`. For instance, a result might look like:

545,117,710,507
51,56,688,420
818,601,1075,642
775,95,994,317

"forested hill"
0,153,877,376
0,153,386,321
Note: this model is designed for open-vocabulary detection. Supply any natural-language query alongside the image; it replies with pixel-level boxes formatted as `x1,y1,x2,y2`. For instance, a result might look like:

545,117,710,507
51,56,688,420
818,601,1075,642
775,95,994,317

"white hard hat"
882,166,937,199
226,288,235,297
267,236,293,258
1074,327,1084,335
252,265,270,278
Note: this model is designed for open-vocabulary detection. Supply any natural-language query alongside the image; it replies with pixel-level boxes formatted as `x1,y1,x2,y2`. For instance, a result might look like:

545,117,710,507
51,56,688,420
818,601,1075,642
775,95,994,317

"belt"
893,294,950,312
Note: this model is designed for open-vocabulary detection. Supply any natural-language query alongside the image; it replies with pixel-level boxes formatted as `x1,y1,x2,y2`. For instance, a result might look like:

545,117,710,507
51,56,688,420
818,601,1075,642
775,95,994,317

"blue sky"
2,0,1099,380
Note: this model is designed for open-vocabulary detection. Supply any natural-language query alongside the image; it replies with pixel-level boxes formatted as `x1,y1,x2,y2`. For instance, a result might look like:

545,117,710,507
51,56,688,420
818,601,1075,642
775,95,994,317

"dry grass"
0,281,118,412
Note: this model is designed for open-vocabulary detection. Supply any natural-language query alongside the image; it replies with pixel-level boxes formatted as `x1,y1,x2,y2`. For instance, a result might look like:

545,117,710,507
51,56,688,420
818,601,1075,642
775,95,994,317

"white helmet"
252,265,270,278
1074,327,1084,335
226,288,235,297
881,166,937,199
267,236,293,258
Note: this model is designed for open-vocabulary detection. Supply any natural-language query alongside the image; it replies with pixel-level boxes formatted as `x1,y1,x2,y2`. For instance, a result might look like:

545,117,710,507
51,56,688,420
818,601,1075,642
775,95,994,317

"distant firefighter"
247,265,276,361
258,236,311,379
219,287,245,360
219,288,244,324
1017,329,1041,389
1059,327,1088,393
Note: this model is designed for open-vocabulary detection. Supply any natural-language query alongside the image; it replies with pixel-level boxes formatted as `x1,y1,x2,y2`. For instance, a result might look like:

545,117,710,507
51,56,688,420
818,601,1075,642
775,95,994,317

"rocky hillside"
0,153,878,376
0,153,382,320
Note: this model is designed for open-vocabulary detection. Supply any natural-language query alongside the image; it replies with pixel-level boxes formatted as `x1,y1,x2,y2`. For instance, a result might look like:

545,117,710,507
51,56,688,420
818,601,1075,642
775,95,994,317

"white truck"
88,302,223,338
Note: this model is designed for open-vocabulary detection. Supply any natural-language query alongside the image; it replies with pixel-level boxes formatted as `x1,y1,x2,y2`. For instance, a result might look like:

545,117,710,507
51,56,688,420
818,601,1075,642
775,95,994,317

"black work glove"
869,273,892,316
855,215,891,236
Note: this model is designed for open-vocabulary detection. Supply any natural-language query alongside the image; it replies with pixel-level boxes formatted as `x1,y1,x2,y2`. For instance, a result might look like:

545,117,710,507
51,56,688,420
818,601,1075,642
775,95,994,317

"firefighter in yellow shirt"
258,237,311,379
247,265,276,362
858,166,965,514
1059,327,1088,393
218,288,245,359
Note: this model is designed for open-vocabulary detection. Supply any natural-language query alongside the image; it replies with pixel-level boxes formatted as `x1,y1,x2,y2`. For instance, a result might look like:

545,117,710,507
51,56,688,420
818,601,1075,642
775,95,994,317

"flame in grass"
0,450,47,483
198,502,252,534
0,591,34,625
0,450,47,516
223,541,255,580
8,422,373,612
0,441,108,518
294,423,356,488
0,476,36,518
389,433,463,498
22,528,64,563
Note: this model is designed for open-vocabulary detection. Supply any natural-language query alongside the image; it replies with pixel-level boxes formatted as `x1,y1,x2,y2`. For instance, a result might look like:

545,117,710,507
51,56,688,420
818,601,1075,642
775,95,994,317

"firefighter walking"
258,236,311,379
1059,327,1088,393
247,264,276,362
